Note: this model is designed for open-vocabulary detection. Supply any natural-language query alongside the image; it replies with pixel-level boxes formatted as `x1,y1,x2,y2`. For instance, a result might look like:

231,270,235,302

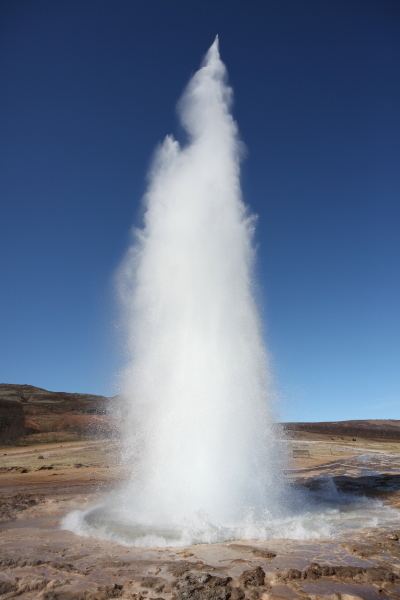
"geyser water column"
63,39,400,546
62,37,285,545
115,37,283,541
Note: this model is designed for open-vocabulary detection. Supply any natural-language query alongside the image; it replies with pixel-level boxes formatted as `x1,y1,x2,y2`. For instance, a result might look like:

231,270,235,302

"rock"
141,576,163,589
363,567,398,583
276,562,399,584
0,397,25,443
0,577,17,595
104,583,123,597
230,588,245,600
174,572,233,600
0,494,38,522
254,550,276,559
42,583,123,600
303,562,337,579
239,566,265,587
169,561,206,577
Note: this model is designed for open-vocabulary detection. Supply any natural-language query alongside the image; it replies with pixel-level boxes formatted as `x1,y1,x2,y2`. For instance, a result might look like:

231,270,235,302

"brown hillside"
0,384,117,443
0,383,398,444
283,419,400,441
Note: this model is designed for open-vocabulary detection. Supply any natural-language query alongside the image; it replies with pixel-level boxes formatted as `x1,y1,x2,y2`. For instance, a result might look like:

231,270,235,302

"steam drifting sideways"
65,37,285,546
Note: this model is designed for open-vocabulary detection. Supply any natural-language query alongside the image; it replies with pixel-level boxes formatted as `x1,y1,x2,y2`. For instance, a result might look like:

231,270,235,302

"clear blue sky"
1,1,399,421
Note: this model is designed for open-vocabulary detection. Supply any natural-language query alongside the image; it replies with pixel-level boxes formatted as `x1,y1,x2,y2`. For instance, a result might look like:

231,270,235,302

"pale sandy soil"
0,436,400,599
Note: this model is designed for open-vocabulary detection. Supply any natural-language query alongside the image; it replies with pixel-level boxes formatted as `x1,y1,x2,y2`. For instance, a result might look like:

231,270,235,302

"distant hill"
0,384,117,443
283,419,400,442
0,383,399,444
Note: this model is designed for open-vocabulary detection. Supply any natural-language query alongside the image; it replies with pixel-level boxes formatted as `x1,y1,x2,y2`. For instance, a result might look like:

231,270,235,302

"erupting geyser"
65,37,286,546
117,36,283,540
62,38,400,547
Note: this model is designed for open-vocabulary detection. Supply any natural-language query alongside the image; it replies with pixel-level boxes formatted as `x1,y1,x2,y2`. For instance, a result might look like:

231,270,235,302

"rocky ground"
0,385,400,599
0,432,399,599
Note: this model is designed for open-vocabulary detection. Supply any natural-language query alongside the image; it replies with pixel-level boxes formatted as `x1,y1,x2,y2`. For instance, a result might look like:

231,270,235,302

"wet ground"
0,436,399,599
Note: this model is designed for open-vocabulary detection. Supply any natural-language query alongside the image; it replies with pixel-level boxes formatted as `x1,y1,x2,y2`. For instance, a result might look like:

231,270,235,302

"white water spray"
116,37,283,537
66,38,286,546
62,38,400,546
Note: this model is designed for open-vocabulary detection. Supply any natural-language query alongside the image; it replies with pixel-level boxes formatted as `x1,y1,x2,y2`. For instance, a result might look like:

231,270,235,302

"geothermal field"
1,38,399,600
1,384,400,599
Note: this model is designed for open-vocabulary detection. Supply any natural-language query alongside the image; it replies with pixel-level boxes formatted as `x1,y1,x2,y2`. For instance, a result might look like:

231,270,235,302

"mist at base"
62,477,399,547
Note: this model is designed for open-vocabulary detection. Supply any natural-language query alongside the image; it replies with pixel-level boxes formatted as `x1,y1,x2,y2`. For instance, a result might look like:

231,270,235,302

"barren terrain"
0,385,399,599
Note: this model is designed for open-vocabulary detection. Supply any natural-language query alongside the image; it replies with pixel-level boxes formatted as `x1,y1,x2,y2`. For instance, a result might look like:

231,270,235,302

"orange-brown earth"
0,384,399,599
0,384,118,444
